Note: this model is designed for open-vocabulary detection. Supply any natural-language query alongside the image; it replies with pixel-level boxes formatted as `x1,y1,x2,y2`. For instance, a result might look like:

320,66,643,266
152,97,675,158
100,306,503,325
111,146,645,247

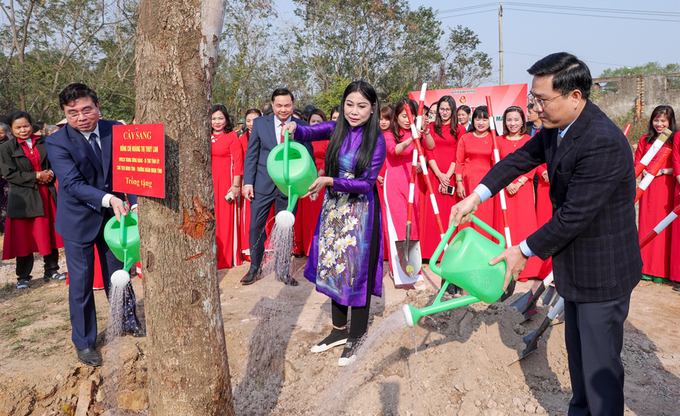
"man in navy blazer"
241,88,314,286
450,53,641,415
46,83,144,367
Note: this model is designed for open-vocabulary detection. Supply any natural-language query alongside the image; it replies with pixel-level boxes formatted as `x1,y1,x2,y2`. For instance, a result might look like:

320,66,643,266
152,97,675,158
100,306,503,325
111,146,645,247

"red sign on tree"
112,123,165,198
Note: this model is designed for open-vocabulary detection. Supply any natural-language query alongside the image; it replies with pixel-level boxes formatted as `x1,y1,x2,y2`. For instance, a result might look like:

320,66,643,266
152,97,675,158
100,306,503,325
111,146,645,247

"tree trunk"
134,0,233,414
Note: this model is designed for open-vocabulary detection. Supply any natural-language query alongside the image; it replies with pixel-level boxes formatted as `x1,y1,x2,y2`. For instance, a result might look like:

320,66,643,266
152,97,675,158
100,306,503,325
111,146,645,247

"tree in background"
292,0,443,105
212,0,278,115
600,62,680,77
0,0,138,122
444,25,493,89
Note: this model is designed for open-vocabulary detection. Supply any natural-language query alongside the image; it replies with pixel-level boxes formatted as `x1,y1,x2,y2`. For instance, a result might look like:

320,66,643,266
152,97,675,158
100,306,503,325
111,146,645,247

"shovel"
513,297,565,363
509,272,554,321
395,148,421,278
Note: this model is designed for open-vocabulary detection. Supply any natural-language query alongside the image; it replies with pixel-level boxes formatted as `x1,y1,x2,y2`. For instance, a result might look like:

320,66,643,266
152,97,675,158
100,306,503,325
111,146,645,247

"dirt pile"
1,258,679,415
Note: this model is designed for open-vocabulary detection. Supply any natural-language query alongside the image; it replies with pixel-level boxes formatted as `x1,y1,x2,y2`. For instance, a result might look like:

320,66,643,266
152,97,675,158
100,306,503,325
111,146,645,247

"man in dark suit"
241,88,314,286
450,53,641,416
46,83,145,367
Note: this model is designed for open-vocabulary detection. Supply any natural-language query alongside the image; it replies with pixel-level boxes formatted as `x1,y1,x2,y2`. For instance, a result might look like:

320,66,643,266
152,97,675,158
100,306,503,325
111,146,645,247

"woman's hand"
281,121,298,139
506,182,520,195
541,171,549,184
456,181,466,199
377,176,384,186
416,164,422,174
436,171,449,187
303,176,333,200
229,185,240,200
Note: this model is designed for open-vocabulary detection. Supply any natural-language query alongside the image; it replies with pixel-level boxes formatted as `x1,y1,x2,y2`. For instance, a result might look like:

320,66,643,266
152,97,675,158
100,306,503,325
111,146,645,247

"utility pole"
498,2,504,85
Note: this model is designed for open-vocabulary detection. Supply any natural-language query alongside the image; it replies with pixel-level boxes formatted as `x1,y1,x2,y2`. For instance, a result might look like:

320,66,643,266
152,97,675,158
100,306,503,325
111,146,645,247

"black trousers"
331,189,380,339
248,188,298,277
564,293,630,416
16,248,60,280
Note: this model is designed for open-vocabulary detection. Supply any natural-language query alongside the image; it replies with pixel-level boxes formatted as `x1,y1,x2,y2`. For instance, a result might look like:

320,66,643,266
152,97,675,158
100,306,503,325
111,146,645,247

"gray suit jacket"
480,100,641,302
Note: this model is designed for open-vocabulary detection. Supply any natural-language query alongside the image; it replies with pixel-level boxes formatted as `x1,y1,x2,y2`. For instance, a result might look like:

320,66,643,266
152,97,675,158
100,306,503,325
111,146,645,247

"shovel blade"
499,279,516,302
508,290,532,311
395,239,421,278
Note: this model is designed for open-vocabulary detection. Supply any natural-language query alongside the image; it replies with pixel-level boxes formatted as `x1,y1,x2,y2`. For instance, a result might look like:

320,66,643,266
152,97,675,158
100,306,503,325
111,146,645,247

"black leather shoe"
124,326,146,338
241,270,259,285
278,275,298,286
77,348,102,367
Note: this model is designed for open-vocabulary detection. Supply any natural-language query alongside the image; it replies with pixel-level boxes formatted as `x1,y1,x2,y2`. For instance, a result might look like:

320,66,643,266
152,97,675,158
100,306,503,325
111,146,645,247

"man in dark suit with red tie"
241,88,314,286
46,83,145,367
450,53,641,416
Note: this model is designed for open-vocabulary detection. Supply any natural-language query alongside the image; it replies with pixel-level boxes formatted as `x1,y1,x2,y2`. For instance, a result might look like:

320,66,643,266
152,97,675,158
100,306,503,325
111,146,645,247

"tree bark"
134,0,233,414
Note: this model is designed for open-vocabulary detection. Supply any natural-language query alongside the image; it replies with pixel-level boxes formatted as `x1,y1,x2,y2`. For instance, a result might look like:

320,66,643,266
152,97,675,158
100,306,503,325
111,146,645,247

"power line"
505,2,680,17
437,4,680,23
503,7,680,23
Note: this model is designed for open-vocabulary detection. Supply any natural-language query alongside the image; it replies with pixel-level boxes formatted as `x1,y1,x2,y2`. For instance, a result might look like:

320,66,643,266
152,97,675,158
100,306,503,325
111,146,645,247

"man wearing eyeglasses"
450,53,641,415
45,83,145,367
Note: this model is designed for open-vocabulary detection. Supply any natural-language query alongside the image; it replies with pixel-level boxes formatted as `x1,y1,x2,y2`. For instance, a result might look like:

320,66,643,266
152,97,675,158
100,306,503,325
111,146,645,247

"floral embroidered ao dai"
296,121,386,307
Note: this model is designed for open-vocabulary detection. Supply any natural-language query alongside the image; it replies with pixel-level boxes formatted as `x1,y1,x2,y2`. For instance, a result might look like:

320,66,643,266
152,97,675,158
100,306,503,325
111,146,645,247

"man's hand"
242,185,254,201
110,196,129,221
281,121,298,140
449,192,482,227
489,245,528,291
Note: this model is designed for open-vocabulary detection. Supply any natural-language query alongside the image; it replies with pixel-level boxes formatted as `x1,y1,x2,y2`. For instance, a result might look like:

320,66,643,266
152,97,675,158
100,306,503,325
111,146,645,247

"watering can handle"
429,216,459,276
428,214,506,276
470,214,505,249
119,203,128,250
283,130,290,184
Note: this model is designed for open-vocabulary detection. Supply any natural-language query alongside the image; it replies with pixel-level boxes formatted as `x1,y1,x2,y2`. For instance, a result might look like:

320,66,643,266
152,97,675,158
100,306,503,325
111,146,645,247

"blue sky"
276,0,680,87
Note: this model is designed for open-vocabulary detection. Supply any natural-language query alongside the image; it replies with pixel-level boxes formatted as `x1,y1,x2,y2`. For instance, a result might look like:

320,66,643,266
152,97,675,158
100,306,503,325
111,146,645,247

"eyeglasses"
439,108,452,113
527,93,566,110
66,107,97,119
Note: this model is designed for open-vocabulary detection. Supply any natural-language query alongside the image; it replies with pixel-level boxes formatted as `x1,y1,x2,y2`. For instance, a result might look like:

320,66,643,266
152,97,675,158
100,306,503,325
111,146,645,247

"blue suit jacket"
45,119,137,242
243,114,314,195
480,100,641,303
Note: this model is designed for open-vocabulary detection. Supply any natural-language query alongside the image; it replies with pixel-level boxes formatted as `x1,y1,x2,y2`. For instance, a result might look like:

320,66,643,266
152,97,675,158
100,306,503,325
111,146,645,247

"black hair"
308,108,327,124
471,106,491,133
527,103,535,110
645,105,676,145
325,80,381,200
244,108,262,119
527,52,592,100
390,98,418,143
210,104,234,133
329,105,341,120
59,83,98,109
33,121,45,131
502,106,527,136
271,88,295,102
458,105,471,115
434,95,460,141
262,103,273,116
8,111,34,133
379,106,394,130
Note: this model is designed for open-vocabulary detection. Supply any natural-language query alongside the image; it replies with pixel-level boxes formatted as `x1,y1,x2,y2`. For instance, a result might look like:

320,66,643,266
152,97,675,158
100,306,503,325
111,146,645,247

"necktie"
280,122,285,144
90,133,102,165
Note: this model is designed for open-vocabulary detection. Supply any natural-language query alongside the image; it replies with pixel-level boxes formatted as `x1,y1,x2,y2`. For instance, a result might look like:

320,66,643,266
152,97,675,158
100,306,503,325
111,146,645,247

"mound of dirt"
1,257,679,415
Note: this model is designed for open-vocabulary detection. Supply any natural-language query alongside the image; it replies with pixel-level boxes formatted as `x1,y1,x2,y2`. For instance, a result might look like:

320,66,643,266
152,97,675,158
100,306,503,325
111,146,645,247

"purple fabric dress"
296,121,386,307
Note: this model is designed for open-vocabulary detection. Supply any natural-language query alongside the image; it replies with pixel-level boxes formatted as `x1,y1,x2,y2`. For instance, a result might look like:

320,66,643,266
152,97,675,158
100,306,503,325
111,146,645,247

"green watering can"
402,215,507,327
103,211,141,287
266,129,317,227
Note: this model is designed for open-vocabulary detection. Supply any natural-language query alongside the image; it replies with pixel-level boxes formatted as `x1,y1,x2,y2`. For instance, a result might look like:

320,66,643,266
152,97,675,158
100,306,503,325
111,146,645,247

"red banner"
409,83,528,135
112,123,165,198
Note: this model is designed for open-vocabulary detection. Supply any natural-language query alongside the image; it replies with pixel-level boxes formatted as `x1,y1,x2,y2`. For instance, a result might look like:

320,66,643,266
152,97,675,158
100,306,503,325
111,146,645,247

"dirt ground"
1,253,679,415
